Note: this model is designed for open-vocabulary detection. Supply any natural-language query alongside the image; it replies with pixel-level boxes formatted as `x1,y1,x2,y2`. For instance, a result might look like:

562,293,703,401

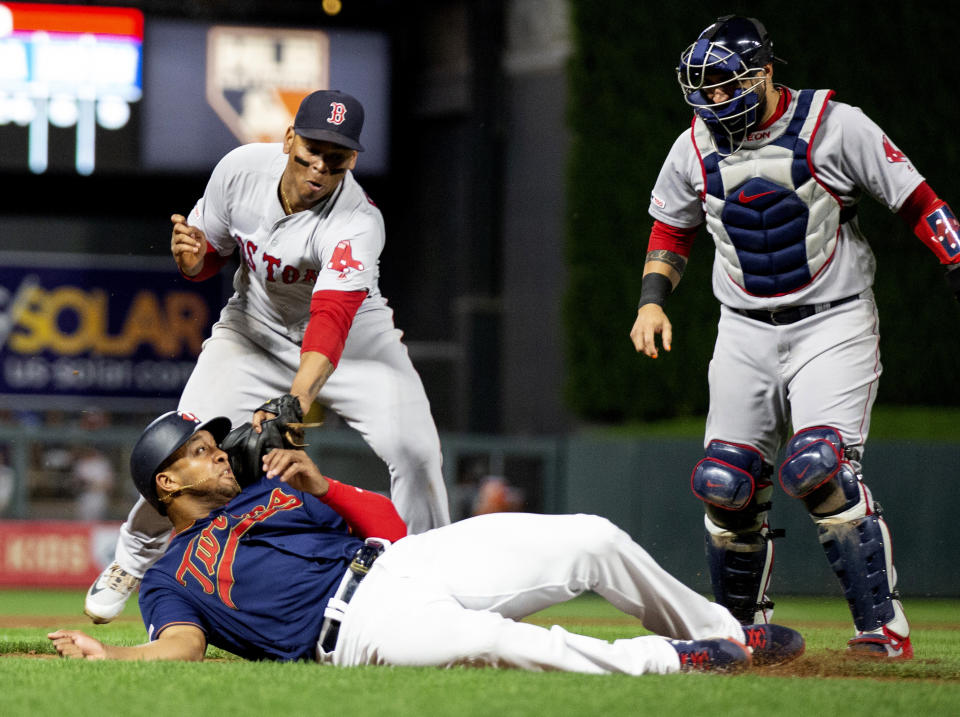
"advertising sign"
0,519,120,587
206,25,329,145
0,252,225,410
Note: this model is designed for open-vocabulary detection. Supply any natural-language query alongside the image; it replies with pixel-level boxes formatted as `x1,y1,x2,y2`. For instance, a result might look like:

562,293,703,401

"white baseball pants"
331,513,744,675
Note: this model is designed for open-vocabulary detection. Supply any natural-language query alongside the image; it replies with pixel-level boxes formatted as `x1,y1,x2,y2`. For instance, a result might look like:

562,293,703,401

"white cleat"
84,563,141,624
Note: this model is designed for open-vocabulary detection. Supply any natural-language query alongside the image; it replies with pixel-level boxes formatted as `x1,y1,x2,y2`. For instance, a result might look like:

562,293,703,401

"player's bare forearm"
644,249,687,287
289,351,336,415
48,625,206,661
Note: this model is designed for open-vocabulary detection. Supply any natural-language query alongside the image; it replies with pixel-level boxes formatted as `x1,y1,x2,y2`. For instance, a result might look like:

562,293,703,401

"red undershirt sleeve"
646,219,698,258
897,181,938,225
320,478,407,542
301,290,368,365
182,244,228,282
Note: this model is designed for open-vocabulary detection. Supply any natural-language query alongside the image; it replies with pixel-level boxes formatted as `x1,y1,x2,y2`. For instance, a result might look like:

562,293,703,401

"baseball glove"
221,394,319,487
221,420,285,488
255,394,306,444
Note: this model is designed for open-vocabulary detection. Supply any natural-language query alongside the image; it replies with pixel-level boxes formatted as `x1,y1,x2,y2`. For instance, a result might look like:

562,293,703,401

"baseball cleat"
741,623,805,666
669,637,752,672
847,625,913,660
84,563,141,624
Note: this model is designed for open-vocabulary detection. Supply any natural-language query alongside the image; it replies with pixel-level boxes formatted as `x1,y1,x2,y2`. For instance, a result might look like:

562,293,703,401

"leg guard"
782,428,907,634
704,516,777,625
693,441,779,625
816,493,901,633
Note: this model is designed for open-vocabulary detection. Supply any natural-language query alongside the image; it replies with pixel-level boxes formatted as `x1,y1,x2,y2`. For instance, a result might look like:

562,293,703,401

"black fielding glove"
220,422,284,487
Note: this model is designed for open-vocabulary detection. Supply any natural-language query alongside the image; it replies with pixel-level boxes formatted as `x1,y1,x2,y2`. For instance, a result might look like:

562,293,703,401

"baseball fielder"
52,411,805,672
631,16,960,660
84,90,450,624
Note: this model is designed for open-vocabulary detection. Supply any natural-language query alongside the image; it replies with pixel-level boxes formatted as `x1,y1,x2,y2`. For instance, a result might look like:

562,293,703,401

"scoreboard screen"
0,2,143,175
0,3,390,176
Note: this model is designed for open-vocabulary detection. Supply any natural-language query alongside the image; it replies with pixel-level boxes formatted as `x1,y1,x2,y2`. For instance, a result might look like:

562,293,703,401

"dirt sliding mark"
0,616,141,628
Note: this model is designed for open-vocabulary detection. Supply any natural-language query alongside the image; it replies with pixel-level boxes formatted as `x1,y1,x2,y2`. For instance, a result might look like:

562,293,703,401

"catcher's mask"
677,15,783,155
130,411,232,515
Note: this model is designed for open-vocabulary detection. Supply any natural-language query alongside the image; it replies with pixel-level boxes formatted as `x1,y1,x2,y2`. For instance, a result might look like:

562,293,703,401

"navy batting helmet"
130,411,231,515
677,16,783,154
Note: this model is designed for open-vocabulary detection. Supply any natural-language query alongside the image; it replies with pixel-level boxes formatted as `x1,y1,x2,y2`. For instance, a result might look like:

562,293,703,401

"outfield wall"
562,436,959,599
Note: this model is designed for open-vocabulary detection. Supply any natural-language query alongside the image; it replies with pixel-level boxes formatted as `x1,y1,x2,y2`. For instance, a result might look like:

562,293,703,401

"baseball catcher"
630,15,960,660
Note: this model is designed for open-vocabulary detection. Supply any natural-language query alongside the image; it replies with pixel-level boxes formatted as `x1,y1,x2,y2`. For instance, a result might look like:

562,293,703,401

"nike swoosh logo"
738,189,776,203
88,582,108,596
706,480,724,488
796,464,810,480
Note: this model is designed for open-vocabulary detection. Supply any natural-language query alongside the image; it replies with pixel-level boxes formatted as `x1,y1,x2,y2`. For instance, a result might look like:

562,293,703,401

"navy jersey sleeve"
139,573,208,642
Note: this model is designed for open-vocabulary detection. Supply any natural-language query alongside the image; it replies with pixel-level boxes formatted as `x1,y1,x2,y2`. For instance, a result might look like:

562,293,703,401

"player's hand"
48,629,107,660
262,448,330,497
170,213,208,277
251,409,270,434
630,304,673,359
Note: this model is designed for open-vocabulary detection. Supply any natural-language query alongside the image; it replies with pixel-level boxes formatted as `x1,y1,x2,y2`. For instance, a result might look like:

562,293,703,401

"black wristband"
638,273,673,308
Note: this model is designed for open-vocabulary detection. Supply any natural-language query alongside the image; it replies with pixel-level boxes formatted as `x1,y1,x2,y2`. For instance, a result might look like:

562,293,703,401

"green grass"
2,590,958,716
595,404,960,441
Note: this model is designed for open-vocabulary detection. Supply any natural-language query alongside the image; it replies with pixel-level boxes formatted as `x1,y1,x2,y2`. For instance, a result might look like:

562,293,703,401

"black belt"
728,293,860,326
317,539,388,656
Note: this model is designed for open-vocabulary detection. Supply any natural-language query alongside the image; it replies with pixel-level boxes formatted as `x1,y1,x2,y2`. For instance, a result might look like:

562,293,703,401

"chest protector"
694,89,841,296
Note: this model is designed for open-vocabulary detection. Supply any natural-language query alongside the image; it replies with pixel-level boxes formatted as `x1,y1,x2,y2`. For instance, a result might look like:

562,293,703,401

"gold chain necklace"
279,181,295,215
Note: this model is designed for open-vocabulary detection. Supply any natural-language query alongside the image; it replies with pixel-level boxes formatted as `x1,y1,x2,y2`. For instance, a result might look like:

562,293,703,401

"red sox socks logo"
327,240,364,279
327,102,348,125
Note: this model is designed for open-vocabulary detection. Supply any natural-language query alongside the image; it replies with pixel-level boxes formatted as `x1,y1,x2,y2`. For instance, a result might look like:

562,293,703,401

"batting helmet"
677,16,783,154
130,411,232,515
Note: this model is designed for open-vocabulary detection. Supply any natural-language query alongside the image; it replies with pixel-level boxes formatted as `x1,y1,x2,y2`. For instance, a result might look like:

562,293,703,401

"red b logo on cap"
327,102,347,125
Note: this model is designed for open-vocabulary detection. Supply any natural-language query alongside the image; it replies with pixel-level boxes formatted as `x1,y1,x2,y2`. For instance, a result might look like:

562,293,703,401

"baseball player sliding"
84,90,450,624
51,411,805,672
631,15,960,660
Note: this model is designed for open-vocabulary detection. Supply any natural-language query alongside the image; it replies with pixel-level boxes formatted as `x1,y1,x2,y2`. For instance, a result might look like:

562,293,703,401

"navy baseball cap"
130,411,232,514
293,90,365,151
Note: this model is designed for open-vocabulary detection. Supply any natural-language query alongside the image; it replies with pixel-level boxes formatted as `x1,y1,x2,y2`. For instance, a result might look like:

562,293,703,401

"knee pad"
692,440,773,513
779,427,862,515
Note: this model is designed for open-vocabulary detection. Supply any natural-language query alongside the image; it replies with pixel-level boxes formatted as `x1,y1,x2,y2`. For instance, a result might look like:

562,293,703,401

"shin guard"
705,516,776,625
817,507,897,632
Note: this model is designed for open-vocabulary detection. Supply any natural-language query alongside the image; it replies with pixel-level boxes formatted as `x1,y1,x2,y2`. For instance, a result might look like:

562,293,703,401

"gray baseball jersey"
191,142,389,351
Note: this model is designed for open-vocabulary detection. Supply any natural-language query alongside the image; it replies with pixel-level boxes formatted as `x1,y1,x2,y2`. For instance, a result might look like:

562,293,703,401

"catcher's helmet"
130,411,231,514
677,16,783,154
